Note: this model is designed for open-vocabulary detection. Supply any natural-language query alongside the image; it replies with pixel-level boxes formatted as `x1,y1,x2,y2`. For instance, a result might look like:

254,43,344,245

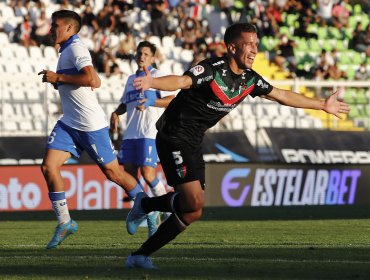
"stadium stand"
0,0,369,151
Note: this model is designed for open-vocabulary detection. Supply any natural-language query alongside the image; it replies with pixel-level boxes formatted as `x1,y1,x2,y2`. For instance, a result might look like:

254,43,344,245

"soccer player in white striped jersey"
38,10,148,249
110,41,175,236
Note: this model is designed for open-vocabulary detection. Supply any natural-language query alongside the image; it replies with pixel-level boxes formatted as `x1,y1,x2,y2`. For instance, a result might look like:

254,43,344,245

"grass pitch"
1,206,370,279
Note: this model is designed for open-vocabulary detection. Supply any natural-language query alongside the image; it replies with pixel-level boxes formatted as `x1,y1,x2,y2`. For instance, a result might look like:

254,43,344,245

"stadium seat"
317,27,328,40
13,45,29,60
44,46,58,60
172,61,185,75
29,46,44,60
2,61,18,75
19,119,34,131
0,44,15,59
148,35,162,49
179,49,194,64
158,59,174,75
0,31,10,46
31,103,46,119
3,120,18,132
353,4,362,15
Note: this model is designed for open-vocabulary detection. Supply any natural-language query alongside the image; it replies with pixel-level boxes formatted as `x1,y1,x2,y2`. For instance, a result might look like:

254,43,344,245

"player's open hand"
133,66,152,92
324,88,350,119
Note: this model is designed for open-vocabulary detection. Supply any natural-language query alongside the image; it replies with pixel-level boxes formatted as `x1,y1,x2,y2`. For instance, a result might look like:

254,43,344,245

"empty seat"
31,103,46,119
0,46,15,59
0,32,10,46
29,46,44,60
4,120,19,131
158,59,174,74
19,120,34,131
13,45,29,59
148,35,162,49
179,49,194,64
44,46,58,60
3,62,19,75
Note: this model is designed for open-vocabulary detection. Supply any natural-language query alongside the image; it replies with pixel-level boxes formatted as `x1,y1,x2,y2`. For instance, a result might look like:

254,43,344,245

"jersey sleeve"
184,60,214,89
71,44,93,71
249,71,273,98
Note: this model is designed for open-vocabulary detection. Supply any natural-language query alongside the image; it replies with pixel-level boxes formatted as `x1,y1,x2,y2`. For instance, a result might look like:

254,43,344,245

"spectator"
332,0,350,29
115,31,136,62
272,34,297,74
180,17,198,50
96,5,116,33
14,15,37,47
81,4,99,34
350,22,370,57
327,62,347,80
316,0,335,26
266,1,283,35
355,63,369,80
149,0,168,39
32,10,53,46
219,0,234,25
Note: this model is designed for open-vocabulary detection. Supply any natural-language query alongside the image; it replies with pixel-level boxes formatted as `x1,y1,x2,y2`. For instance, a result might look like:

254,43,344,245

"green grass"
1,207,370,279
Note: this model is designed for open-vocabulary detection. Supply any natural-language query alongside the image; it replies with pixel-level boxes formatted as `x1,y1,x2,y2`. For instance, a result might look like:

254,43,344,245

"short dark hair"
52,10,82,33
137,41,157,55
224,23,257,46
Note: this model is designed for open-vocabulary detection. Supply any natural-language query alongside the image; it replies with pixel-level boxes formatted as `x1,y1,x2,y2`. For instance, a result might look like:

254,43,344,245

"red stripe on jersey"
210,80,255,105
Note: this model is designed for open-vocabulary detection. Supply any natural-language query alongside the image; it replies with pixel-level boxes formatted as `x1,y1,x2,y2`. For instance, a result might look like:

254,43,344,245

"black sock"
132,214,187,256
141,192,176,213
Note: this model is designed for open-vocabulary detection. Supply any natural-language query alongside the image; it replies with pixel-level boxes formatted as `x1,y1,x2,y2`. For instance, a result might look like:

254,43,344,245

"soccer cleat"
147,211,159,238
125,254,155,269
161,212,171,222
126,192,148,235
46,219,78,249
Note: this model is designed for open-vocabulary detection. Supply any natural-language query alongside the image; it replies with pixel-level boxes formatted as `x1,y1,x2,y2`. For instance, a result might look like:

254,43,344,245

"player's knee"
104,168,119,183
40,162,54,178
186,193,204,212
180,208,203,225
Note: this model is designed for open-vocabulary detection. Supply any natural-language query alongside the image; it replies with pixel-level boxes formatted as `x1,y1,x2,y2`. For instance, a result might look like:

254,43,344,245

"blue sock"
148,178,160,189
48,191,65,201
127,183,143,200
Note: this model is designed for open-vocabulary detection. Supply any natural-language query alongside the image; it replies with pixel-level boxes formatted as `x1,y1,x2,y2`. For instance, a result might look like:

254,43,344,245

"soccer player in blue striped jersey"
110,41,175,237
38,10,148,249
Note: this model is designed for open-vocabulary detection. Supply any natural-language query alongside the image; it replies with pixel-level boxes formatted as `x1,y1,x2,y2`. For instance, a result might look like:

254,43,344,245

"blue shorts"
47,120,116,165
117,138,158,168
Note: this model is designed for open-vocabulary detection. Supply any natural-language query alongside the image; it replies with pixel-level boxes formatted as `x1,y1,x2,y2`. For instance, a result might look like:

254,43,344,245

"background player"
110,41,175,236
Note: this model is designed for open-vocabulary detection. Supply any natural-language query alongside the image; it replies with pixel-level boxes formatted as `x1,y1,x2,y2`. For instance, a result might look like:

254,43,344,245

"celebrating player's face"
50,18,71,45
135,47,155,70
233,32,258,70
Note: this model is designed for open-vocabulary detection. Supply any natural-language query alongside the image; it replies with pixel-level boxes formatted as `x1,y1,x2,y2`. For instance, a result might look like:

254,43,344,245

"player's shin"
132,213,188,256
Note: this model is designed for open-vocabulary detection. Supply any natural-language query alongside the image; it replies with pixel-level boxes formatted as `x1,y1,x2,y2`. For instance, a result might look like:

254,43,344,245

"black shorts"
156,133,205,189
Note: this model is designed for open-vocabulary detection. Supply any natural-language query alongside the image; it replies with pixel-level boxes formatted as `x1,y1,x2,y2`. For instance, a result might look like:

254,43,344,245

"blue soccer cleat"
46,219,78,249
125,254,155,269
126,192,148,235
147,211,159,238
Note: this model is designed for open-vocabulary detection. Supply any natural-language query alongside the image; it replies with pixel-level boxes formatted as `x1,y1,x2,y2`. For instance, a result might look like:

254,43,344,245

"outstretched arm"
264,87,350,118
133,66,192,92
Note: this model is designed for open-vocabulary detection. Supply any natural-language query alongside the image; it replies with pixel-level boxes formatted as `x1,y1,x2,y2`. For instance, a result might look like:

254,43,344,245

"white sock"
49,192,71,225
149,179,167,197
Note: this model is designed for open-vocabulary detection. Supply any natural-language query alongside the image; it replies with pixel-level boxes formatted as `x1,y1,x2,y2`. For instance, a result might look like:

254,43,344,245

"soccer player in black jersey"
124,23,350,269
